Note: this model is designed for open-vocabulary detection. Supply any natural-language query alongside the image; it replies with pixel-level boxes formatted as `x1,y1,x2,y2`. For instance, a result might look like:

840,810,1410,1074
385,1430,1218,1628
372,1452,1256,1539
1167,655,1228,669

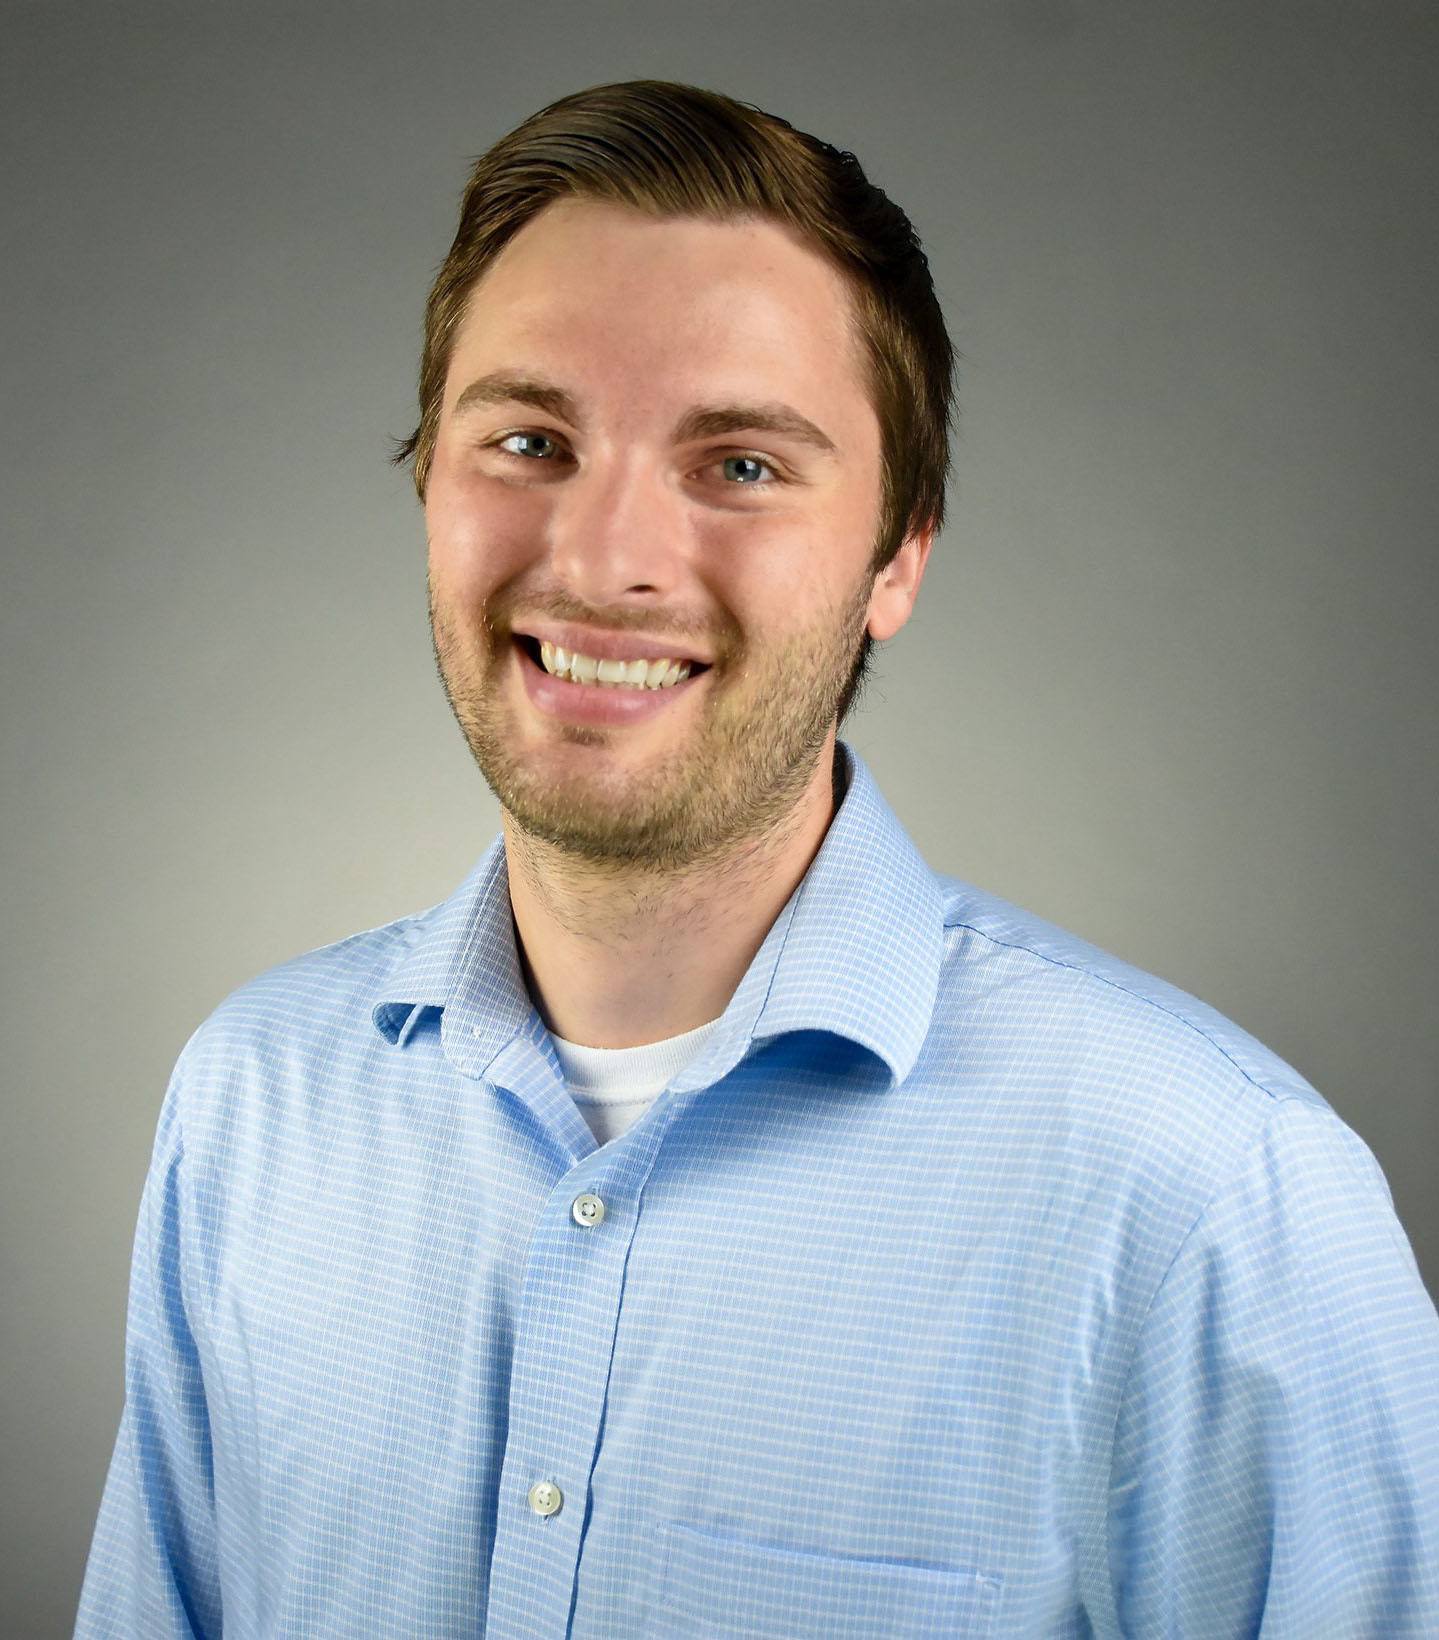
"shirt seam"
1096,1093,1307,1631
940,918,1290,1106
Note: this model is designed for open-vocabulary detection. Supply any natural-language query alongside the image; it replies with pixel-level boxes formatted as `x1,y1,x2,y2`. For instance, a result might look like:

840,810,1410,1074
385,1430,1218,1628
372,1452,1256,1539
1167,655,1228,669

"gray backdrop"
4,1,1435,1632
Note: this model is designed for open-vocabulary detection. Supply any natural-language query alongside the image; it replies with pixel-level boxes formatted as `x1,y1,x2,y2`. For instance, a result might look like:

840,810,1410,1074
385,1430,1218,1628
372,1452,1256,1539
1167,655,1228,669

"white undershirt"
548,1016,724,1148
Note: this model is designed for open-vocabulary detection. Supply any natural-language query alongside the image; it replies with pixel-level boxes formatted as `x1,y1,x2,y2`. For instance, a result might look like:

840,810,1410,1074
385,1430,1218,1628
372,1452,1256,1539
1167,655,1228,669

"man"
77,80,1438,1638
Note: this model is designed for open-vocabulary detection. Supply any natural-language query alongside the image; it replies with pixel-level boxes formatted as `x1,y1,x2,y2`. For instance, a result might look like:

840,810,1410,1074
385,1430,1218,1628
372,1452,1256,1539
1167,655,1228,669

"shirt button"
572,1192,606,1228
528,1480,563,1516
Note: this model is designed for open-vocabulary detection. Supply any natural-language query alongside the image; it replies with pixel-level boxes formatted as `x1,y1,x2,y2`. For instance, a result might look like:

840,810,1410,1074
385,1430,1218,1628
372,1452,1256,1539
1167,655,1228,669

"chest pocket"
653,1521,1002,1637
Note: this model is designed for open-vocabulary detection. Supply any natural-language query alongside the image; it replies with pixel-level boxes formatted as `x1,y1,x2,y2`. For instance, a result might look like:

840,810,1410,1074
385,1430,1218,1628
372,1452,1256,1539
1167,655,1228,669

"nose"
545,447,687,607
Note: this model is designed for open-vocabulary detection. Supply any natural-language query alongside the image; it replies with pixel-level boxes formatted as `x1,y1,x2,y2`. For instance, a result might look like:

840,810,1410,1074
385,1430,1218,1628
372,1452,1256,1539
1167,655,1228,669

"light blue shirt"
76,742,1439,1637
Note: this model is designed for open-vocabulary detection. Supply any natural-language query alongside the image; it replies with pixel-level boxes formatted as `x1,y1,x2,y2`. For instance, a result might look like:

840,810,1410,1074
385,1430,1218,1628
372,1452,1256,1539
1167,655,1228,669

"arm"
74,1056,223,1638
1105,1096,1439,1637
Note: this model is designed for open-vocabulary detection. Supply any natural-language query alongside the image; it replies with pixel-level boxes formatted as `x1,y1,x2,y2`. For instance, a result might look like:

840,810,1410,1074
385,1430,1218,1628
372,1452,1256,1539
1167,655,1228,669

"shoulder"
165,898,440,1135
926,871,1354,1226
208,905,426,1039
932,870,1324,1100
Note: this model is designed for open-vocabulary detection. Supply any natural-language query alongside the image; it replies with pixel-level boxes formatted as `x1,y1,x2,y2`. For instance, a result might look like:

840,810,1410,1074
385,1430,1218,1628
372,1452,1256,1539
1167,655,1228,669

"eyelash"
486,430,786,488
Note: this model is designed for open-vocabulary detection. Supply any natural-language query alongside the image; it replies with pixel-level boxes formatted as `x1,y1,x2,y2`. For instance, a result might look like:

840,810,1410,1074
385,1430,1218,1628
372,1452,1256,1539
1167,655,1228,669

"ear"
866,522,935,642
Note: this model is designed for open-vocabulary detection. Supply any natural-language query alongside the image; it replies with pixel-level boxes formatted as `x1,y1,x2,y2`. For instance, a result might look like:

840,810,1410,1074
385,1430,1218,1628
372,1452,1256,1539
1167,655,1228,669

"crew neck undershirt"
547,1015,724,1148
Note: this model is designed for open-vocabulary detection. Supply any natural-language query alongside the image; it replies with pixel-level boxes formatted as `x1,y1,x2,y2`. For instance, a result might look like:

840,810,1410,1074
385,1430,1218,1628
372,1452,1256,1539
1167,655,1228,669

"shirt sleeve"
1105,1094,1439,1638
74,1056,223,1639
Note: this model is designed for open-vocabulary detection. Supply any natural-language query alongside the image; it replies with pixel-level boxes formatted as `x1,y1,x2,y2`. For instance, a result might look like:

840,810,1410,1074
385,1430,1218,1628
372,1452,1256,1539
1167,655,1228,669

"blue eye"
721,454,775,485
495,431,562,461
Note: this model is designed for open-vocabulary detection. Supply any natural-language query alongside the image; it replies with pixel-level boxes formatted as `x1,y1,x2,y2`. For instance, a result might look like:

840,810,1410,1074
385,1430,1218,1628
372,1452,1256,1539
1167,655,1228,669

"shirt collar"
369,740,943,1091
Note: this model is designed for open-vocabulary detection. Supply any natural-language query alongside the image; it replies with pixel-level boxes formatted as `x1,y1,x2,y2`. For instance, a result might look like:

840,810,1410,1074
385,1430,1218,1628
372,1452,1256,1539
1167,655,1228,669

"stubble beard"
429,572,874,877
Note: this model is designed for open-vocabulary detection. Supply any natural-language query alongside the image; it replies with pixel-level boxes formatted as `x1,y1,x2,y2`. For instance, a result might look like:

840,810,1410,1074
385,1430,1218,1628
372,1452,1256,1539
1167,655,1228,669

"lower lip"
515,641,707,726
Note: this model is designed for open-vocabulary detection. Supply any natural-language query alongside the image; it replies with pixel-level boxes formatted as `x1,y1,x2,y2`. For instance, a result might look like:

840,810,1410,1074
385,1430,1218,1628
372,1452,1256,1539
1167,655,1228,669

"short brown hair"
394,79,956,724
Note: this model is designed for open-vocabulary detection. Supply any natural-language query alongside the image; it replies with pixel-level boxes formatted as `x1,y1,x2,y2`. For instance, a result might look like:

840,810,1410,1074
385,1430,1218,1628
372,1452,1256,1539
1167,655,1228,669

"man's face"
424,197,928,869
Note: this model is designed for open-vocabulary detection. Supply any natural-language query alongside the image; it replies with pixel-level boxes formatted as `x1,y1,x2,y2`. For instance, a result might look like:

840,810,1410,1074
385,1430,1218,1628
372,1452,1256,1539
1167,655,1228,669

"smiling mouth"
513,634,712,690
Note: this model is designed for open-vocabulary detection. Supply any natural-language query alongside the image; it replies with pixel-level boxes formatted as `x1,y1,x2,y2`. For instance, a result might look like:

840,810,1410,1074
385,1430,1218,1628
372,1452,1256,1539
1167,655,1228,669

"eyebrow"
450,370,840,459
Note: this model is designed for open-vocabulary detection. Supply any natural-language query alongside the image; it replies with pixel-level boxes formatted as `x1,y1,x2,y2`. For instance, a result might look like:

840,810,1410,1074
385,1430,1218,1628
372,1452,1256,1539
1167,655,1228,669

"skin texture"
425,197,932,1046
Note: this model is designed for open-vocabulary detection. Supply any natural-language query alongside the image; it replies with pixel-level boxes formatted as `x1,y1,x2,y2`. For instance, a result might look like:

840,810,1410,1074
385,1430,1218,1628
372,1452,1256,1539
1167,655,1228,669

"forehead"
449,198,866,405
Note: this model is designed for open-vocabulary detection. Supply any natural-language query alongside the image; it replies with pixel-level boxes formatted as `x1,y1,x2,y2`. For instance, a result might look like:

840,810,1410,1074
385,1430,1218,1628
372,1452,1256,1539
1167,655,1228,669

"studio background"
3,2,1435,1633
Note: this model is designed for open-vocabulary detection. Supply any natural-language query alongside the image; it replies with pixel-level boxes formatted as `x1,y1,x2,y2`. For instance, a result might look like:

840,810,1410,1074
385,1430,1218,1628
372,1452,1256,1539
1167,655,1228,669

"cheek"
425,468,543,593
694,512,855,624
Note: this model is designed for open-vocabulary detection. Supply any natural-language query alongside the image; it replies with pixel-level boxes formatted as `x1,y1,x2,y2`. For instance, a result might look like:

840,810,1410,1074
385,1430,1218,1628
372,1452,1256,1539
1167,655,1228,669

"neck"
504,737,846,1048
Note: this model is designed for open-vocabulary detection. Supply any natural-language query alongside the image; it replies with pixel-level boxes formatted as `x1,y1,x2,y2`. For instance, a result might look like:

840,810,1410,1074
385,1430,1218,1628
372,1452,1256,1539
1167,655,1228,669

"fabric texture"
75,741,1439,1637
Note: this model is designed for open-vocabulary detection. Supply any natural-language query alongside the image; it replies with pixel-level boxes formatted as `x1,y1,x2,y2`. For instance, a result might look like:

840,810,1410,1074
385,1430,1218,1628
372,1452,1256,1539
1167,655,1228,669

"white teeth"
536,639,694,690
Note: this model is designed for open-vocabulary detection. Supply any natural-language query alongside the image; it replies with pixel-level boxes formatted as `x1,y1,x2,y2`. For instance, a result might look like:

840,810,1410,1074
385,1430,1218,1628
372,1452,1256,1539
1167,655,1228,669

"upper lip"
513,623,712,666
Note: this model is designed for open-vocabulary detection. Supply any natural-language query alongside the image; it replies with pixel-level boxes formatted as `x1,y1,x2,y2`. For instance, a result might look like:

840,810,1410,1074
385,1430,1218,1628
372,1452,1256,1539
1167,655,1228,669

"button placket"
519,1194,603,1527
